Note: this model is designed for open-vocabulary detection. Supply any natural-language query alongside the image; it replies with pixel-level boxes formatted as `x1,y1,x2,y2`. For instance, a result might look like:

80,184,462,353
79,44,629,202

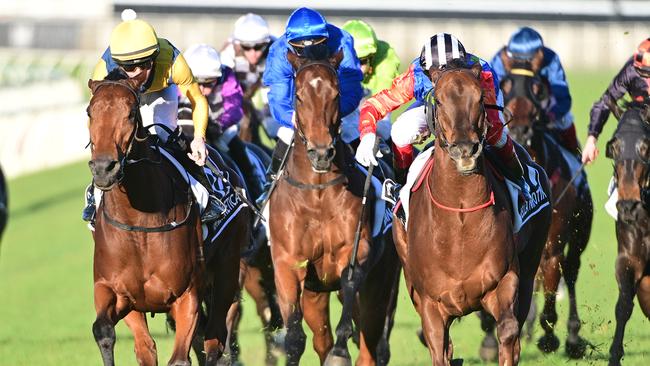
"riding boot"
255,139,290,207
82,182,96,223
181,159,227,223
228,137,263,201
504,152,532,200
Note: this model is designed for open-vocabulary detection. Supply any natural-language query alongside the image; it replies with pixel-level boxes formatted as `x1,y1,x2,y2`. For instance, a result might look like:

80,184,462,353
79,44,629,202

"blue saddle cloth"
220,142,269,202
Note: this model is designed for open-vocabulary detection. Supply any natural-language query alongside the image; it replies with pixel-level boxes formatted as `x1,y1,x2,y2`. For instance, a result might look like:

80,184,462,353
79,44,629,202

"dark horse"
87,74,250,366
0,163,7,244
479,65,593,358
604,105,650,366
269,51,400,365
393,63,551,365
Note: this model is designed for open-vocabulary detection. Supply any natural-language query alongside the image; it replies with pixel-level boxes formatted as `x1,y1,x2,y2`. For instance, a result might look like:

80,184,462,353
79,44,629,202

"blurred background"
0,1,649,365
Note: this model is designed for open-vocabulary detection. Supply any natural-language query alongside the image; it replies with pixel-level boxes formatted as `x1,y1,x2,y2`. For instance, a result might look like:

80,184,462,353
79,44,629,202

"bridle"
88,80,194,232
285,59,347,190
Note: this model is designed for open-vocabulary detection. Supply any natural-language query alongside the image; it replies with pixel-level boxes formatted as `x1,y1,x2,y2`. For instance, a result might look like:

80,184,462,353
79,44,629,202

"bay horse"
269,51,400,365
480,64,594,358
604,105,650,366
393,63,552,365
176,115,284,366
87,73,249,366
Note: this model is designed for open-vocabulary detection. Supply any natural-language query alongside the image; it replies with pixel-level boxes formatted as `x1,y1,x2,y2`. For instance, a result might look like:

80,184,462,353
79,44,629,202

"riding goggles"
240,42,269,52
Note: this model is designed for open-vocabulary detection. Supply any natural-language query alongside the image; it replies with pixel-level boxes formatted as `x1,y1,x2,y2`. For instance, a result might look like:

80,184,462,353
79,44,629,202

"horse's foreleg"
477,311,498,363
483,270,521,366
124,311,158,366
563,218,590,359
93,283,130,366
420,298,450,366
167,288,200,366
325,261,367,366
302,289,333,364
273,256,306,366
537,237,563,353
636,275,650,318
609,254,642,366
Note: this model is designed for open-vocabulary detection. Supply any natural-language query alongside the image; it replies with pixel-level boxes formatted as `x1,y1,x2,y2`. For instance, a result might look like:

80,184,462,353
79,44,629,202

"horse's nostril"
106,160,118,173
326,147,336,160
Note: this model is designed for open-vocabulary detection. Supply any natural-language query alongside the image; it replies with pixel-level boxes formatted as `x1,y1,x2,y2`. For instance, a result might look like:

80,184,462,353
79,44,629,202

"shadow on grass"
9,187,81,219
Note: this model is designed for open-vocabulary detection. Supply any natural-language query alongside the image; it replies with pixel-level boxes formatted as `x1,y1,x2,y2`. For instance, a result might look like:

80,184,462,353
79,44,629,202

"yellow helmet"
109,19,159,64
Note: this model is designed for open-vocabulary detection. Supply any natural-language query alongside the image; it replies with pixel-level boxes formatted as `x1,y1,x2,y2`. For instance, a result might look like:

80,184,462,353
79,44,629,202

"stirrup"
381,178,401,206
201,196,227,223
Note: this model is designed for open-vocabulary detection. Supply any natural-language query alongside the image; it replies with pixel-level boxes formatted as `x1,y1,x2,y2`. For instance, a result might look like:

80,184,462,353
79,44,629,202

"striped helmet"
419,33,466,71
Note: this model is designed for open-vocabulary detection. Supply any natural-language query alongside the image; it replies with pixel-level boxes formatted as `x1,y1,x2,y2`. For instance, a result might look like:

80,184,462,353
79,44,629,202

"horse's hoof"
168,362,191,366
565,337,587,359
450,359,464,366
324,354,352,366
479,335,498,362
537,333,560,353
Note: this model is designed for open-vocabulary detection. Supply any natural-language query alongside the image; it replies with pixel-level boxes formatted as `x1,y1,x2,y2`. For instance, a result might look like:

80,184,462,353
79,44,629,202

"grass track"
0,71,648,365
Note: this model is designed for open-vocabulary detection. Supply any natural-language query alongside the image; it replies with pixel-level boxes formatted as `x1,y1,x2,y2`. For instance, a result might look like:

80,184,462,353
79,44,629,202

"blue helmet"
285,7,328,42
507,27,543,60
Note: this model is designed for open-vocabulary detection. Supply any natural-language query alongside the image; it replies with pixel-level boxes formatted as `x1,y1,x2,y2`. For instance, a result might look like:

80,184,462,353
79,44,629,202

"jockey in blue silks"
491,27,580,154
259,7,363,201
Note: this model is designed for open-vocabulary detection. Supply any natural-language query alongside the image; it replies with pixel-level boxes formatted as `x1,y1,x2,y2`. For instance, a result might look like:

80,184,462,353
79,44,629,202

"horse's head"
431,62,487,174
606,109,650,223
500,64,549,146
287,50,343,173
86,73,142,190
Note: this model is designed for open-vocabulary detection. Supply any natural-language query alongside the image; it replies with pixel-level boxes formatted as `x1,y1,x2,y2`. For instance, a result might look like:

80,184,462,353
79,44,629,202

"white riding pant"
390,102,430,148
140,85,179,143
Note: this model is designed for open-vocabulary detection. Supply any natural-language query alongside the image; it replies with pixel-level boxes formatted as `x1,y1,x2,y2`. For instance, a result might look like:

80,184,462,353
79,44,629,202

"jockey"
491,27,580,154
259,7,363,201
180,44,263,200
355,33,530,197
342,19,400,142
220,13,281,137
82,11,225,224
583,37,650,164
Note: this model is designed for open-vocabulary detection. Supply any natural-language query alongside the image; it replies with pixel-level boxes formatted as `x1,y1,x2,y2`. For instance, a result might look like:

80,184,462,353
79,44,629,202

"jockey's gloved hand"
355,133,383,167
188,136,208,166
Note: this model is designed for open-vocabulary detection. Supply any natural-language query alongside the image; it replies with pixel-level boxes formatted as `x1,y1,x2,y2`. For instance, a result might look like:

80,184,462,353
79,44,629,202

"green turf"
0,70,648,365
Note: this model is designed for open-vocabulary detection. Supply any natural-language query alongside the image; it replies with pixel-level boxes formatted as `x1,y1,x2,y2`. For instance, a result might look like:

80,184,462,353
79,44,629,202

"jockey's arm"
588,61,631,139
544,53,572,119
359,65,416,138
337,43,364,117
262,45,294,128
218,68,245,130
172,54,209,139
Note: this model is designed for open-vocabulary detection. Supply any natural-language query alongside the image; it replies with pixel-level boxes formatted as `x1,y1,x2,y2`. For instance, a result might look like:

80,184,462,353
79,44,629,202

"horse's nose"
450,142,480,160
617,200,644,223
307,145,336,163
89,158,121,183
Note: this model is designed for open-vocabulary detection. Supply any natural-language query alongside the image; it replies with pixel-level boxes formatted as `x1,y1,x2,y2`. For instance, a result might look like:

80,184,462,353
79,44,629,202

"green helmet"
342,20,377,59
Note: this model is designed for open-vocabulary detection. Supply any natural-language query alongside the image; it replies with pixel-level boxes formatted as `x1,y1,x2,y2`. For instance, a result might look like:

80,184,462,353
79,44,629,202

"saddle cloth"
156,148,245,242
395,146,549,232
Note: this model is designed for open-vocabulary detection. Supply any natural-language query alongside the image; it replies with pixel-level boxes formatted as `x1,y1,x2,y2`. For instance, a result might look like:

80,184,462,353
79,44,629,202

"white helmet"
184,44,222,82
232,13,271,45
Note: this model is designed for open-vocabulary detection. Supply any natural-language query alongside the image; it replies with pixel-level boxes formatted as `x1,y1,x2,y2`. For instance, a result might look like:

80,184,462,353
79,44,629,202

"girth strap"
283,174,347,190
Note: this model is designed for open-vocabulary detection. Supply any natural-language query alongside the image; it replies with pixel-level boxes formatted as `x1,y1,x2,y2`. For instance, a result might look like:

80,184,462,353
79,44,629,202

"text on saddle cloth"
154,148,245,242
394,146,549,233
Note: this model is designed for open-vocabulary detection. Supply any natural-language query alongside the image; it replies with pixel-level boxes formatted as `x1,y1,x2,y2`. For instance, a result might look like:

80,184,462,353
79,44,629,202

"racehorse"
269,51,400,365
393,63,552,365
604,105,650,366
0,163,7,244
87,73,249,366
480,64,594,358
176,115,285,366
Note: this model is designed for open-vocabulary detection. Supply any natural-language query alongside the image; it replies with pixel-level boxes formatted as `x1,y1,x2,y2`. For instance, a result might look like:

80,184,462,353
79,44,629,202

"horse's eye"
637,139,649,161
86,107,91,117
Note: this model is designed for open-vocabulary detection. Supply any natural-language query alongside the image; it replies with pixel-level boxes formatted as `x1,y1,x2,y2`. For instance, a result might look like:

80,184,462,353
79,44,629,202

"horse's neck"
430,150,492,206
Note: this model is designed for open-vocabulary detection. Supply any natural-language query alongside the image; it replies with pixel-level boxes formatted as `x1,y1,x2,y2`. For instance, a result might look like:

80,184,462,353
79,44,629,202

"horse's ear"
530,49,544,74
500,77,513,95
428,68,443,85
470,62,482,79
500,48,513,73
329,50,344,69
287,51,305,71
88,79,101,94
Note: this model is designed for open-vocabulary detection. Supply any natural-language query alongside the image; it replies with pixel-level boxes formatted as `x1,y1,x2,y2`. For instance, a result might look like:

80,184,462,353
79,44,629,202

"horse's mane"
105,68,129,82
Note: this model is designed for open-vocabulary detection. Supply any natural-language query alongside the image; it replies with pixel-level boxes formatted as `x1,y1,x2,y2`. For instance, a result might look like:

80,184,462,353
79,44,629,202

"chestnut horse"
393,64,551,365
87,74,249,366
269,51,400,365
480,65,593,358
604,105,650,365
